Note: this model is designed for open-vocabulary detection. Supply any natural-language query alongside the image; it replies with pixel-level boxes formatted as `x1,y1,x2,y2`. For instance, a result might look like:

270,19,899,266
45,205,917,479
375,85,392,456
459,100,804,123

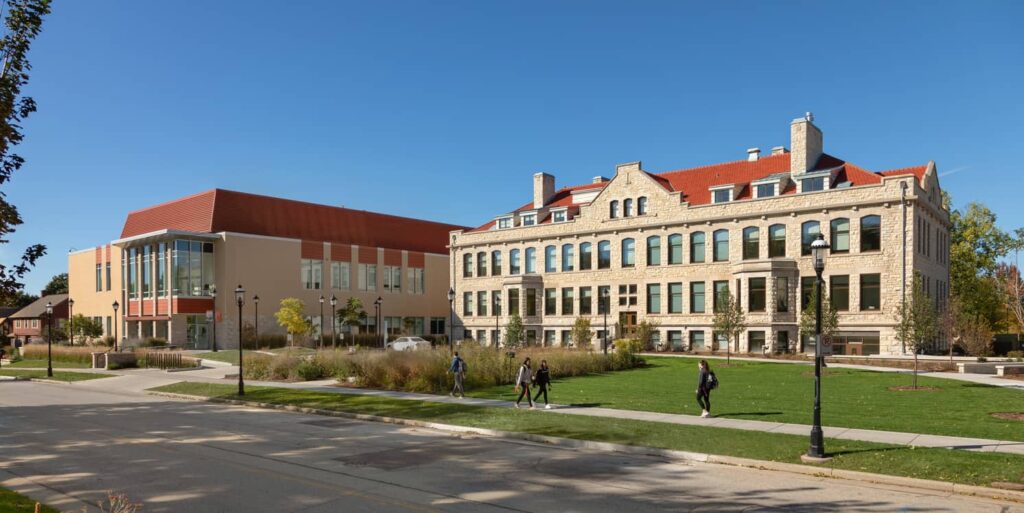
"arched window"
579,242,593,271
510,249,521,275
690,232,705,263
621,238,636,267
646,236,661,266
742,227,759,260
525,247,536,274
830,218,850,254
668,234,683,264
860,215,881,252
597,241,611,269
623,198,634,217
637,197,648,215
544,245,557,273
768,224,786,258
713,230,730,262
610,200,619,219
463,253,473,278
561,244,575,272
801,221,821,256
477,251,487,276
491,250,502,276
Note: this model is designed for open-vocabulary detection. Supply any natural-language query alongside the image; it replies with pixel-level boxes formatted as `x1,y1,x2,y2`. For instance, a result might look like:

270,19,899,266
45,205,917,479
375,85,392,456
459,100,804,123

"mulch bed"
990,412,1024,422
887,385,941,392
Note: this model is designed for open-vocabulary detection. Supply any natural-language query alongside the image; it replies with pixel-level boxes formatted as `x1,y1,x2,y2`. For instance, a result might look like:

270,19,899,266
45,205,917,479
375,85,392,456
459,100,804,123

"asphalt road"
0,381,1020,513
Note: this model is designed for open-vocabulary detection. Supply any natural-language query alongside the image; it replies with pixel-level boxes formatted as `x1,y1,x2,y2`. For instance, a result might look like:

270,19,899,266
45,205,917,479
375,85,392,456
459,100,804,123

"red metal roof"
120,189,468,254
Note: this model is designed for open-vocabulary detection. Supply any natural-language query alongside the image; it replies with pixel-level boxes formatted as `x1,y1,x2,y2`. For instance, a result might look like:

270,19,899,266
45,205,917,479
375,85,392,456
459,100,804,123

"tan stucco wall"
67,247,122,340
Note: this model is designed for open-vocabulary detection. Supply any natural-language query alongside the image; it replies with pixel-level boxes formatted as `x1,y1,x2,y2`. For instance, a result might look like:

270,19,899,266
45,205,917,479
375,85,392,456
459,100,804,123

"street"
0,381,1020,513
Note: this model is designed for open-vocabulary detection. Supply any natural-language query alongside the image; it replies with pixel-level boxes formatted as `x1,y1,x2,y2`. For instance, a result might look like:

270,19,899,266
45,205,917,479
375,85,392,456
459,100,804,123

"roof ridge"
123,189,218,216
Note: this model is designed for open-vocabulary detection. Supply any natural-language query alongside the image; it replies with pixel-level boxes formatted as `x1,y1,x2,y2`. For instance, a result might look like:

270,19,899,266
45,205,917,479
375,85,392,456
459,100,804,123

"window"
713,189,731,203
742,227,759,260
860,215,881,252
860,274,881,311
552,210,567,223
562,288,574,315
713,230,729,262
801,176,826,192
610,200,619,218
690,232,705,263
463,292,473,316
668,282,683,313
637,197,648,215
647,284,661,314
748,331,766,353
157,243,167,297
580,287,592,315
431,317,446,335
300,259,323,290
508,288,520,315
749,278,766,312
545,288,557,315
690,331,705,350
713,281,729,311
668,234,683,264
358,263,377,291
407,267,424,294
646,236,661,266
597,241,611,269
597,285,610,313
331,261,351,290
561,244,574,272
768,224,786,258
510,249,521,275
383,265,401,293
623,198,633,217
96,264,102,292
522,214,536,226
621,238,635,267
477,252,487,277
476,291,487,316
128,247,137,299
492,291,502,316
544,245,557,273
525,247,536,274
491,251,501,276
579,242,592,271
801,276,816,310
830,218,850,254
526,288,538,316
776,277,789,312
617,284,638,307
801,221,820,256
755,183,776,198
497,217,512,229
463,253,472,278
544,330,556,347
526,330,537,346
105,262,111,291
830,275,849,311
690,282,706,313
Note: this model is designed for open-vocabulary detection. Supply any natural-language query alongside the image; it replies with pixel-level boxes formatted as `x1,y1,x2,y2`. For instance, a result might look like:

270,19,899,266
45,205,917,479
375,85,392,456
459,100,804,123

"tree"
894,274,939,388
65,314,102,344
1,289,35,308
504,313,523,349
0,0,51,307
996,228,1024,346
634,319,660,351
335,297,367,343
799,283,838,353
570,316,592,349
41,272,67,295
275,298,313,347
959,315,994,358
712,292,745,365
949,201,1012,330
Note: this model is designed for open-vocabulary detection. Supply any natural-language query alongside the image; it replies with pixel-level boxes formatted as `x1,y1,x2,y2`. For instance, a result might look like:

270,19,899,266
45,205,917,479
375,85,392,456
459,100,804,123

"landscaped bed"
0,369,115,381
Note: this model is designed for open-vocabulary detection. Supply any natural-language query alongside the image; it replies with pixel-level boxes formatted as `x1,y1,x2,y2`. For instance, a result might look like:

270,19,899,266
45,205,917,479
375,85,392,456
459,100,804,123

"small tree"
894,274,939,388
799,283,838,354
570,316,592,349
41,272,67,295
335,297,367,343
995,259,1023,348
65,314,102,345
959,315,994,358
634,319,660,351
712,292,746,365
504,313,523,349
275,298,313,347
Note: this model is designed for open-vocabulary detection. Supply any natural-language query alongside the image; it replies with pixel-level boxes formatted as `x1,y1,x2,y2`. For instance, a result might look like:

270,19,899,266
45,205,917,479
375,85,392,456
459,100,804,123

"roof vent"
771,146,787,156
747,148,760,162
592,176,608,184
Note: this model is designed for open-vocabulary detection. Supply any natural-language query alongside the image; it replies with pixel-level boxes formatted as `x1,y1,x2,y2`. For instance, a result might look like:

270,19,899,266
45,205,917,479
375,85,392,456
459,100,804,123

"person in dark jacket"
696,359,712,418
532,360,552,409
448,352,466,398
514,357,533,409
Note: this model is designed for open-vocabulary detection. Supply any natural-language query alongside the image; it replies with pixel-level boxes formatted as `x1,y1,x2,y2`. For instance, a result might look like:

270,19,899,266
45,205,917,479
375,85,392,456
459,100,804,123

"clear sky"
5,1,1023,294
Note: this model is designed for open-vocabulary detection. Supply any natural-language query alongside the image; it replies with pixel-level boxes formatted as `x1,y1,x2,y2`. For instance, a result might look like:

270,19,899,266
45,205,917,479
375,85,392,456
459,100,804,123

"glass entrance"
186,315,210,350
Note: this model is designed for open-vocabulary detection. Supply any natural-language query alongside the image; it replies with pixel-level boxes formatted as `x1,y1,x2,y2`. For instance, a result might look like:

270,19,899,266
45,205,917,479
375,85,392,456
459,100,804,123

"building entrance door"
187,316,210,350
618,312,637,339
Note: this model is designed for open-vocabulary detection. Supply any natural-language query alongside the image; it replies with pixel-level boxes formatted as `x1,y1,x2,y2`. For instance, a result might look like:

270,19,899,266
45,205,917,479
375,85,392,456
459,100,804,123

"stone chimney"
747,148,760,161
533,172,555,209
771,146,787,156
790,112,822,174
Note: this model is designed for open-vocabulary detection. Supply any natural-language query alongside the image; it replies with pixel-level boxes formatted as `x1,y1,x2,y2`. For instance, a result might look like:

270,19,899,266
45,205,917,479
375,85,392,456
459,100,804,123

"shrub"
22,344,95,364
141,337,168,348
242,353,274,380
254,333,288,350
296,359,327,381
1006,350,1024,360
614,338,646,367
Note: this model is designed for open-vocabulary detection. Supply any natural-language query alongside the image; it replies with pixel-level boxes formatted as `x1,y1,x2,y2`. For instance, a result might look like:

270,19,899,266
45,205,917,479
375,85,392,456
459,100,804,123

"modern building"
68,189,467,349
449,115,950,355
8,294,69,345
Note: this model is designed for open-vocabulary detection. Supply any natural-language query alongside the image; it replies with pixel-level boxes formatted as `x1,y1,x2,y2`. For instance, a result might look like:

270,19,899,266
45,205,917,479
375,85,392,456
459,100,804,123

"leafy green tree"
712,292,745,364
799,283,839,353
41,272,67,295
0,0,52,307
895,274,939,388
1,289,36,308
335,297,367,341
504,313,523,348
65,314,102,345
570,316,592,349
275,298,313,346
949,202,1012,330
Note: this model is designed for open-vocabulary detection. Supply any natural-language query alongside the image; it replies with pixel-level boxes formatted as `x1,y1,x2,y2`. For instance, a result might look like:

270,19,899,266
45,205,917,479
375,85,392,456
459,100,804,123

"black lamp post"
235,284,245,396
45,301,53,377
601,288,610,355
330,295,337,348
68,298,74,347
318,295,325,349
374,297,382,348
806,233,831,461
253,295,260,342
112,300,119,351
494,292,501,350
447,287,455,353
210,285,218,352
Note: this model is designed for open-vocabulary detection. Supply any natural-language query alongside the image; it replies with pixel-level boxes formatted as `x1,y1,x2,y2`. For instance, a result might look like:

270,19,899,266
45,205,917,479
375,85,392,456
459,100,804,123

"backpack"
459,359,468,374
707,371,719,390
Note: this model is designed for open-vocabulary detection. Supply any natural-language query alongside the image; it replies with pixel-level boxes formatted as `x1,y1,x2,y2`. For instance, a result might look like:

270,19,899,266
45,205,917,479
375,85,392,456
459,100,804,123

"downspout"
900,180,908,355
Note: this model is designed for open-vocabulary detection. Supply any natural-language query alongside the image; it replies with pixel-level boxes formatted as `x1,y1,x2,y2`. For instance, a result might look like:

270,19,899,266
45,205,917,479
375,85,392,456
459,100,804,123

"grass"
195,350,253,365
152,381,1024,488
464,356,1024,442
0,487,59,513
5,359,90,369
0,369,115,382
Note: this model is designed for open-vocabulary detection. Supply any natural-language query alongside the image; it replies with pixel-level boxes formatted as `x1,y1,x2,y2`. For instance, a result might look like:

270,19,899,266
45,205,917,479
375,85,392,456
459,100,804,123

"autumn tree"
712,291,745,365
275,298,313,347
570,316,592,349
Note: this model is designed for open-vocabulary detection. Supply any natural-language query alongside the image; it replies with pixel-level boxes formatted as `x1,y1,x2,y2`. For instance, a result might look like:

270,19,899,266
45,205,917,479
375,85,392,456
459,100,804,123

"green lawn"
5,359,90,369
465,356,1024,442
0,369,115,382
195,350,253,365
0,487,59,513
151,382,1024,487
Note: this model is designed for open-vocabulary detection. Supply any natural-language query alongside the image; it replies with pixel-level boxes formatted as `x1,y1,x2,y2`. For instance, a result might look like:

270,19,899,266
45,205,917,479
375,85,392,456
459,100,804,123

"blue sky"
5,1,1023,294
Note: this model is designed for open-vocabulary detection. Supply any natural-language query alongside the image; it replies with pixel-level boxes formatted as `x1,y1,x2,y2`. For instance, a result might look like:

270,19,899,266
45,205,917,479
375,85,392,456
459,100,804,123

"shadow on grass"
719,411,783,417
827,445,906,457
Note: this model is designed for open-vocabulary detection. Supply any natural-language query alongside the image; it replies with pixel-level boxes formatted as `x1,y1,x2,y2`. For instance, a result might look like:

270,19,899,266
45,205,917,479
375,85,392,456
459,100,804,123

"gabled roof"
121,189,469,254
9,294,68,319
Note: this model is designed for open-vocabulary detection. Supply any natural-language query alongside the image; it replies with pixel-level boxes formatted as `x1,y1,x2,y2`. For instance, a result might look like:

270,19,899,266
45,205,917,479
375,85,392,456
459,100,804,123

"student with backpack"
532,360,552,409
514,357,534,409
696,359,717,418
448,351,467,398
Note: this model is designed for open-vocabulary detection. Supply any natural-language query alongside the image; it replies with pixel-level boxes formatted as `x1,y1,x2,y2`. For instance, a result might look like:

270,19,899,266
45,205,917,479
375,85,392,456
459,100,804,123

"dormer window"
496,217,512,229
521,213,537,226
551,209,567,223
755,183,776,198
710,185,734,204
800,176,826,193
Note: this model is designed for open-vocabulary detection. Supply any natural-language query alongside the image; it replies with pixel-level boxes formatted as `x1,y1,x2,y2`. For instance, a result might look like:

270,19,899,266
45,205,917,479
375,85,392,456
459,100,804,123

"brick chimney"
790,112,822,174
533,172,555,209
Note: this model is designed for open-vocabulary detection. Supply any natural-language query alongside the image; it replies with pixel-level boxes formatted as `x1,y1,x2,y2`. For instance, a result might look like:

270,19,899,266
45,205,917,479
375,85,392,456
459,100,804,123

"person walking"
514,357,534,409
696,359,713,418
448,351,467,398
532,359,552,409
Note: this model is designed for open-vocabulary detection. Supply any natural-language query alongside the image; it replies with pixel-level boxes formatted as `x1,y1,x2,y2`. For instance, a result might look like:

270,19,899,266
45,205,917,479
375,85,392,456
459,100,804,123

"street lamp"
45,301,53,378
374,297,383,348
112,301,119,352
68,298,74,347
210,285,218,352
806,233,831,461
319,295,325,350
601,287,610,355
447,287,455,353
330,295,338,348
494,292,501,351
235,285,245,396
253,295,260,342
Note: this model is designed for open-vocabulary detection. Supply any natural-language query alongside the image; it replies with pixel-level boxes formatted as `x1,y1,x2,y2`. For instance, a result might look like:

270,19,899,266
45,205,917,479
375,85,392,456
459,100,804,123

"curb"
146,391,1024,504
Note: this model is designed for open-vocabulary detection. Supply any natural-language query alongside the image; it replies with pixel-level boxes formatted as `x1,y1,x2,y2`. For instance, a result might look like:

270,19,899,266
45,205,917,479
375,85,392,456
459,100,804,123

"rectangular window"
690,282,706,313
666,330,682,350
802,222,821,256
598,241,611,269
331,262,351,290
562,245,574,272
690,331,705,350
860,274,881,311
128,247,138,299
598,286,610,313
173,240,188,295
713,189,731,203
561,288,574,315
580,243,592,271
668,235,683,264
552,210,567,223
621,239,635,267
544,330,556,346
776,277,789,312
830,275,850,311
668,282,683,313
545,246,557,273
522,214,536,226
430,317,446,335
749,277,766,312
358,264,377,291
691,233,705,263
713,280,729,311
768,225,786,258
508,288,520,315
383,265,401,293
861,216,881,252
748,331,766,353
647,237,661,266
302,259,323,290
497,217,512,229
831,219,850,253
743,228,759,260
189,241,201,295
801,176,826,192
511,250,521,275
646,284,661,314
106,262,111,291
561,330,572,347
96,264,103,292
463,254,472,278
463,292,473,316
801,276,816,311
492,251,502,276
580,287,592,315
492,291,501,316
157,243,167,297
755,183,775,198
526,288,538,317
526,329,537,346
477,253,487,277
544,288,557,315
713,231,729,262
142,245,152,298
477,291,488,316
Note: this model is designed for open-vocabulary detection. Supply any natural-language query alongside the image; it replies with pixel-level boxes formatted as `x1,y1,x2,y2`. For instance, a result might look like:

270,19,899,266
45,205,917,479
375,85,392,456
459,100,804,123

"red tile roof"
120,189,468,254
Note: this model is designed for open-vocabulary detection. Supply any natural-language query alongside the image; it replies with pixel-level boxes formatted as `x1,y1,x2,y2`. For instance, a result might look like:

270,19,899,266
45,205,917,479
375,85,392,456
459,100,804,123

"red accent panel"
301,240,324,260
128,300,140,316
174,298,214,314
358,246,378,264
95,247,102,264
407,251,424,268
384,249,402,266
105,244,112,262
330,243,351,262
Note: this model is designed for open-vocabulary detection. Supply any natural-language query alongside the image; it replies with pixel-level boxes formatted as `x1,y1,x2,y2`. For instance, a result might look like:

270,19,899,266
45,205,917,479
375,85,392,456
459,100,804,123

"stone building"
449,115,950,355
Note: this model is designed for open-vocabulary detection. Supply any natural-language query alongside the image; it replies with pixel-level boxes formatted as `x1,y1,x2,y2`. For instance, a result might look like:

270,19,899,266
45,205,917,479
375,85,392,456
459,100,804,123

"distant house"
0,306,19,342
8,294,69,345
